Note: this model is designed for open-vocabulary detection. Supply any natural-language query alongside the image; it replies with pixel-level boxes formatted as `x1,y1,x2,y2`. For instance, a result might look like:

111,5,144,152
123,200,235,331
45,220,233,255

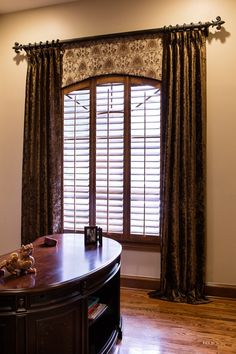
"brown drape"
150,29,207,303
21,46,63,244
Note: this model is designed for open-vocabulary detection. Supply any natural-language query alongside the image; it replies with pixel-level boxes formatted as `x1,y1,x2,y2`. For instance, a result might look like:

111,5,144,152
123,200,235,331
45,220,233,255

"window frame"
63,75,161,252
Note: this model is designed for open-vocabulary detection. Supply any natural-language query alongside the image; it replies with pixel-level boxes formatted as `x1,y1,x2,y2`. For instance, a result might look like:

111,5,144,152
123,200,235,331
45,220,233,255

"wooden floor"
111,288,236,354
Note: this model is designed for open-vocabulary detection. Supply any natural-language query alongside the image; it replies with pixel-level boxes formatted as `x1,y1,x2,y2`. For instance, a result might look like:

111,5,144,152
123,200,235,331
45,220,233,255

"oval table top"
0,234,122,293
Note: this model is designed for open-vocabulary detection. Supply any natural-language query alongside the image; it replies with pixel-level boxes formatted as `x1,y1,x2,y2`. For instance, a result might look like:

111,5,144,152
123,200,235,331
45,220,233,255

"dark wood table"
0,234,122,354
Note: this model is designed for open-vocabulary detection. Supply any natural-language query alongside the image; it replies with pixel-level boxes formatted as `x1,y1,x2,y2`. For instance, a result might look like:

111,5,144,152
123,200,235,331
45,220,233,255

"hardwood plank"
111,288,236,353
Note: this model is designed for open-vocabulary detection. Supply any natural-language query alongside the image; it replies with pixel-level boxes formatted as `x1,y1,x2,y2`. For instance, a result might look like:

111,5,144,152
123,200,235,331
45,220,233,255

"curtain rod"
13,16,224,54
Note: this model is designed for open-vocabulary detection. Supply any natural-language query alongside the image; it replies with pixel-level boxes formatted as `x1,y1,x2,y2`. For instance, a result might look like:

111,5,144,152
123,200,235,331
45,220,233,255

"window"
63,76,161,247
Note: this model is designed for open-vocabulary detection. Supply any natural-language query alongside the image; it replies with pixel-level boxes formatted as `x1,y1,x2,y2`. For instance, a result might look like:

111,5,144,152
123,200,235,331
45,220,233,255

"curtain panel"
21,46,63,244
149,29,207,303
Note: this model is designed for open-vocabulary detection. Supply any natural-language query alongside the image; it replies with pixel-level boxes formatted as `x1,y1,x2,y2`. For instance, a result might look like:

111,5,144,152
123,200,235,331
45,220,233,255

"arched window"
63,75,161,247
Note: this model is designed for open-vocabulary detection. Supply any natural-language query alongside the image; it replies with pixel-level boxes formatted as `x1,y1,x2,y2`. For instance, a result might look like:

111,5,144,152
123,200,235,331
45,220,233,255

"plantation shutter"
63,89,90,230
130,85,160,236
63,77,160,239
96,83,124,233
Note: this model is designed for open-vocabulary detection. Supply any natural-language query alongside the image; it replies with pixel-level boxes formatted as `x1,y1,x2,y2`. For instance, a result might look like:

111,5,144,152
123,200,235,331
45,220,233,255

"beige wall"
0,0,235,285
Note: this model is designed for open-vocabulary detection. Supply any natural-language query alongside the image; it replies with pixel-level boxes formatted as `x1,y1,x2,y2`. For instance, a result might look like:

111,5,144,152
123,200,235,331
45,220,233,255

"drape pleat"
149,30,208,303
21,46,63,244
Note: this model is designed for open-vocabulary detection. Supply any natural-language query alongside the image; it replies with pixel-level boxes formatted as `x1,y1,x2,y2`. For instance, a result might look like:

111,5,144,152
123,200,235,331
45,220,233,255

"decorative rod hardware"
13,16,225,54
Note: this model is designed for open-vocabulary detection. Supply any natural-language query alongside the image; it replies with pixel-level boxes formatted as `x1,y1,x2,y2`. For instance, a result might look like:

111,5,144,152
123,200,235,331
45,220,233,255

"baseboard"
121,275,236,299
121,275,160,290
205,282,236,299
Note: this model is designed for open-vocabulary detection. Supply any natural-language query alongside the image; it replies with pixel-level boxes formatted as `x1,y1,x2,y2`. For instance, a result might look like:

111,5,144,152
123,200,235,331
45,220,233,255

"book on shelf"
88,296,99,309
88,303,108,321
88,302,100,316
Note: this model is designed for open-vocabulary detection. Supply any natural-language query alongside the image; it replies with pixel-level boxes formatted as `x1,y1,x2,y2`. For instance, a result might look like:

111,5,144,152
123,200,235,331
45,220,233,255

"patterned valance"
62,34,163,87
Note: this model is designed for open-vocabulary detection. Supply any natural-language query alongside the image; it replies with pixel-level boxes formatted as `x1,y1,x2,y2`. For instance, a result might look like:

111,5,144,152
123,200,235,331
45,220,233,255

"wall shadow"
13,53,27,65
207,26,230,44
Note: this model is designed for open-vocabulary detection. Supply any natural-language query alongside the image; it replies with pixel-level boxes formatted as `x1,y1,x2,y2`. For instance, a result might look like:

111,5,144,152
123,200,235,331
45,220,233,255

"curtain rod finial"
214,16,225,30
13,42,22,54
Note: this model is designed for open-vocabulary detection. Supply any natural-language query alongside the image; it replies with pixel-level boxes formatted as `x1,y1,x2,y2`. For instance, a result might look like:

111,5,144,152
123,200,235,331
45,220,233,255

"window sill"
106,235,160,252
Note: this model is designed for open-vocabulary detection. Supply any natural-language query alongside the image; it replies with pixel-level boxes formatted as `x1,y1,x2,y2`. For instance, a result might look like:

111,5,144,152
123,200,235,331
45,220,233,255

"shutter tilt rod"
13,16,225,54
